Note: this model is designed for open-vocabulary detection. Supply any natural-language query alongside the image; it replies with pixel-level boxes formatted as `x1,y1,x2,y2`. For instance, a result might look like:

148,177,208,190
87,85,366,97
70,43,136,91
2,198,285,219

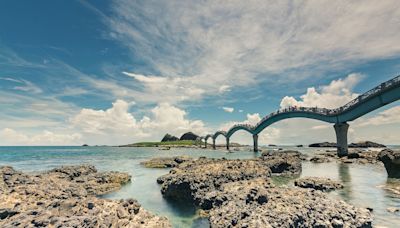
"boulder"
294,177,344,191
161,134,179,142
378,149,400,178
260,150,302,175
158,158,272,203
179,132,199,141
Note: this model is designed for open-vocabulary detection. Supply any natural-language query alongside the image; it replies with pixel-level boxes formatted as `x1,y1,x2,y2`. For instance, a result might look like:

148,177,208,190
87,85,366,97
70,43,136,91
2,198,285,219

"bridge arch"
205,75,400,156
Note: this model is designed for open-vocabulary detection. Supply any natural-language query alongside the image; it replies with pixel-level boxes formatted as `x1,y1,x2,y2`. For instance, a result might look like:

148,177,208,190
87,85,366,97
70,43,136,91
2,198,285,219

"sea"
0,146,399,228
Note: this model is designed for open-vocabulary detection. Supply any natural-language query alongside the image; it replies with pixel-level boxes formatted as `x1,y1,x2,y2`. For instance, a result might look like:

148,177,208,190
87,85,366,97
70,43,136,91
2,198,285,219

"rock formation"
260,150,302,175
179,132,199,141
294,177,344,191
0,165,171,227
140,156,193,168
161,134,179,142
378,149,400,178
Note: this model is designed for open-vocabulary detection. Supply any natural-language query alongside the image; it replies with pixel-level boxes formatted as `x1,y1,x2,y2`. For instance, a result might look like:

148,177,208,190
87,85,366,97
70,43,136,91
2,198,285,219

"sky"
0,0,400,146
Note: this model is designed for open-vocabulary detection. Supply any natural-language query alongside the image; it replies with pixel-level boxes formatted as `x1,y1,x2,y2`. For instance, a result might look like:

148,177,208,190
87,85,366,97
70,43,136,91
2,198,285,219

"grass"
120,140,203,147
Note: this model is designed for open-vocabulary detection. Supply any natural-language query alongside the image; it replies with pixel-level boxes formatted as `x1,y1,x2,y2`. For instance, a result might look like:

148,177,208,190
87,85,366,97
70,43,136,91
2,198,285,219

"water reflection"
338,163,353,201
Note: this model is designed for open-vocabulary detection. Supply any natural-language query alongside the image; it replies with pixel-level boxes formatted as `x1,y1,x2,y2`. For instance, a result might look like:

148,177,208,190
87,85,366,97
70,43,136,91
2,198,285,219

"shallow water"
0,146,399,227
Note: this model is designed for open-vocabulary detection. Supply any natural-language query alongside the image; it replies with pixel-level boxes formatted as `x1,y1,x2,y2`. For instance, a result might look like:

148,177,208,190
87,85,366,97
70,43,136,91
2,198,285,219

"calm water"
0,146,399,227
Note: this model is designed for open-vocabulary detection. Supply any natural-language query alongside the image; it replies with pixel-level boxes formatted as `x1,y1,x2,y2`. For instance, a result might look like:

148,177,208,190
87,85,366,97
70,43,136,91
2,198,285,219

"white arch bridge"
200,75,400,156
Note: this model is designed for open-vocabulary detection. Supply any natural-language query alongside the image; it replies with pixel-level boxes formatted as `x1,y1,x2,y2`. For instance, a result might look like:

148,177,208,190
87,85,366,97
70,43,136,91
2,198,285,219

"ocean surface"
0,146,399,227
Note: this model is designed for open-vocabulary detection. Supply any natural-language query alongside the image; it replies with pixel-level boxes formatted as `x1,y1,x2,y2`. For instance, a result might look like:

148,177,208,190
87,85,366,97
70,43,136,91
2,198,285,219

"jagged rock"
0,165,171,227
179,132,199,140
378,149,400,178
141,156,193,168
294,177,344,191
161,133,179,142
158,158,272,203
208,182,372,228
260,150,302,175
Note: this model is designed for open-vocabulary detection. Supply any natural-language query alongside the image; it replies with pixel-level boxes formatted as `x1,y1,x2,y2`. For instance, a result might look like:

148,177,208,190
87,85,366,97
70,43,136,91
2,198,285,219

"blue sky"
0,0,399,145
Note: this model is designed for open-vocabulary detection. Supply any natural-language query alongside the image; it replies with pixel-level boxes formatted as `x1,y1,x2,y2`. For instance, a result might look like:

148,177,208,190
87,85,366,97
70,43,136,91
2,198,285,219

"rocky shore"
147,152,373,227
0,165,171,227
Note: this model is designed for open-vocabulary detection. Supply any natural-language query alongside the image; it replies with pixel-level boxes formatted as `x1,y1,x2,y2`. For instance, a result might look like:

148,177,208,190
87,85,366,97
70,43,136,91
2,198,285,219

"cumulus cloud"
0,128,82,146
71,99,208,145
222,107,234,113
280,73,362,109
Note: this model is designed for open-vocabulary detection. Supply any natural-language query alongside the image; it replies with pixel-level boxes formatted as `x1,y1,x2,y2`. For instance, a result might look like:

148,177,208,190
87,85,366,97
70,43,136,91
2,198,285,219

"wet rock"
378,149,400,178
0,165,171,227
310,156,331,163
158,158,272,203
294,177,344,191
208,183,372,228
387,207,400,213
260,150,302,175
141,156,193,168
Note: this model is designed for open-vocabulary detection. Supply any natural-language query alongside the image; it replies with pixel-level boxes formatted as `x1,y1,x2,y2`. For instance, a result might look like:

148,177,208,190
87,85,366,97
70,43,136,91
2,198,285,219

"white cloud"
280,73,362,109
0,128,82,146
238,110,243,113
71,99,208,145
105,0,400,104
222,107,234,113
219,113,281,145
356,106,400,127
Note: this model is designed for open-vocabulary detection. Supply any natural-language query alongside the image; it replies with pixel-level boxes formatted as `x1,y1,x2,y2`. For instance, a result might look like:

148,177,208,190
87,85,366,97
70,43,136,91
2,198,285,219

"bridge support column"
226,137,230,151
204,139,207,148
253,134,258,152
212,138,216,150
334,122,349,157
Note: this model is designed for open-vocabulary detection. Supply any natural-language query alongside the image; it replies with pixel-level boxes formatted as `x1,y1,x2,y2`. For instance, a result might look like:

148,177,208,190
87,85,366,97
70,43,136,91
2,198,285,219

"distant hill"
309,141,386,148
180,132,199,141
161,134,179,142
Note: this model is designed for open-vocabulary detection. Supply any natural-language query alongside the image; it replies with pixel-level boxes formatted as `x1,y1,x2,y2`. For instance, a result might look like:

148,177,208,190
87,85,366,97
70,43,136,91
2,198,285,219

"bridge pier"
204,139,207,148
253,134,258,152
212,138,216,150
334,122,349,157
226,137,230,151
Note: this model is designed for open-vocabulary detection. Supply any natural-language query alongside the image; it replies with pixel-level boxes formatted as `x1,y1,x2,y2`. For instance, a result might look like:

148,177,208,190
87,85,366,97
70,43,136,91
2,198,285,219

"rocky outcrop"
208,183,372,228
294,177,344,191
349,141,386,148
378,149,400,178
157,158,272,203
309,141,386,148
309,142,337,147
141,156,193,168
179,132,199,141
0,165,171,227
260,150,302,175
161,134,179,142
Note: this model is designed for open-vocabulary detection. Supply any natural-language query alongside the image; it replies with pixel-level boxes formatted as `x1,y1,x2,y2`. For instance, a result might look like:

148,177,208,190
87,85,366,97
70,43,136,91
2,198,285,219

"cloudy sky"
0,0,399,146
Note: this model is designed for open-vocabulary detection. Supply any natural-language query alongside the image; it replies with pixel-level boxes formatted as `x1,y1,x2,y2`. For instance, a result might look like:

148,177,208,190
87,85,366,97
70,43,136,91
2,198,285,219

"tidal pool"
0,146,399,227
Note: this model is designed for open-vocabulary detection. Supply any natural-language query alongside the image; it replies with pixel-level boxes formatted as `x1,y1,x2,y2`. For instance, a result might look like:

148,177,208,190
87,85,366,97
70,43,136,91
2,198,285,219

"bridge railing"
222,75,400,133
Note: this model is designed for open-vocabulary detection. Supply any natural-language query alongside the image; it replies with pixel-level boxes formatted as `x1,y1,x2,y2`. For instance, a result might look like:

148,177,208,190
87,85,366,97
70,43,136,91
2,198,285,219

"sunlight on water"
0,146,399,227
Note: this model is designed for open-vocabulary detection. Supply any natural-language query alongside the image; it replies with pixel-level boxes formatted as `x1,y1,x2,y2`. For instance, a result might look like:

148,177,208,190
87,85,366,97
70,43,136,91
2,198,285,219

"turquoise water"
0,146,399,227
